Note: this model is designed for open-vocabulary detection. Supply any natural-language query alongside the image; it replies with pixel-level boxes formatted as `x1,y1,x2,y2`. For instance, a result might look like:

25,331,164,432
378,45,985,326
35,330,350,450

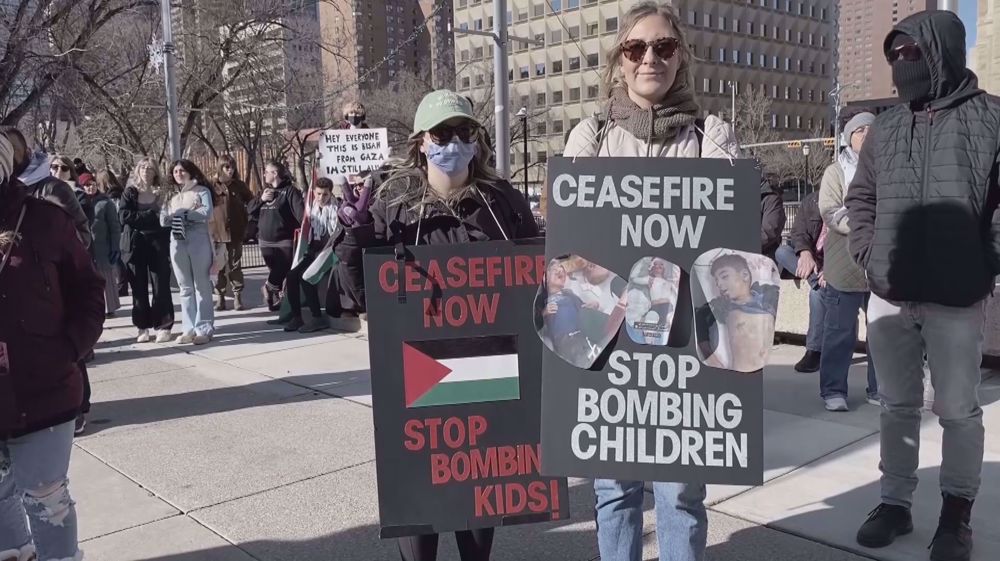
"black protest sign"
364,239,569,538
540,157,766,486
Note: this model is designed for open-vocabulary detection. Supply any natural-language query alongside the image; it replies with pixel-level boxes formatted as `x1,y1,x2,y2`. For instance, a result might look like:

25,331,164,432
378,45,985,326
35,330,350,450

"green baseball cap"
411,90,480,138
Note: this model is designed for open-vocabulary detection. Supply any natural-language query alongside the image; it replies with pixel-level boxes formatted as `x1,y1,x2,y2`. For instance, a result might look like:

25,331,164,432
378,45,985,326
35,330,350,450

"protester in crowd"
336,89,537,561
81,171,123,318
816,112,879,412
213,155,254,311
162,159,215,345
284,177,339,333
49,156,92,231
760,174,785,262
774,190,825,372
337,101,369,129
560,2,739,559
846,12,997,561
98,170,130,297
121,157,175,344
72,157,89,178
0,132,105,561
248,160,303,314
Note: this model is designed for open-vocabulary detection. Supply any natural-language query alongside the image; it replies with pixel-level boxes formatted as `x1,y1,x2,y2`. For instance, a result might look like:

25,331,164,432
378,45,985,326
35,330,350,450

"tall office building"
319,0,440,117
454,0,836,188
972,0,1000,93
422,0,458,89
837,0,937,103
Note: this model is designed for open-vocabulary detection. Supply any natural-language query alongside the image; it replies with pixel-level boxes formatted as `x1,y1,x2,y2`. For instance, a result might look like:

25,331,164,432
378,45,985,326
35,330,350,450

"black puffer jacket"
335,173,538,311
846,10,1000,307
247,180,304,246
760,180,785,260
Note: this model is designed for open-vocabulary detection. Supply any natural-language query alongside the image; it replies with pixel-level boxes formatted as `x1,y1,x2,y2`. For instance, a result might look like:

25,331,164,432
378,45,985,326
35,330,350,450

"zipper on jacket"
921,109,934,205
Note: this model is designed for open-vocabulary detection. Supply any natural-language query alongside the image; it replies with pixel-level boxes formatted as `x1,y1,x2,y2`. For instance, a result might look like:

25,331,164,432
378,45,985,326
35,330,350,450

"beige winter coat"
563,114,741,160
818,163,868,293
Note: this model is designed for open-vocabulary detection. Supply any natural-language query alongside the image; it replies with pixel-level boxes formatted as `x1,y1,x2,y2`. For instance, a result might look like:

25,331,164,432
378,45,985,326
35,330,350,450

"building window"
772,84,778,97
537,92,546,105
606,17,618,33
569,56,580,71
748,21,755,35
687,11,697,25
568,0,579,8
771,113,777,128
784,28,790,41
474,46,484,59
538,151,548,164
733,19,739,33
761,24,767,37
534,33,545,45
517,10,527,22
461,76,471,89
549,0,562,11
587,53,599,67
587,85,599,99
772,56,778,69
718,80,725,94
553,90,563,103
809,90,815,101
507,10,512,24
784,58,790,71
586,22,598,36
808,118,814,129
569,87,581,101
532,4,544,17
759,53,766,66
553,119,564,133
552,60,563,73
718,16,726,31
747,51,752,66
705,13,712,28
732,49,739,64
551,29,562,43
784,86,790,99
568,25,580,39
796,88,802,100
570,117,581,128
520,95,529,108
703,78,710,92
535,63,545,76
474,18,483,30
461,49,469,62
475,74,485,86
718,48,725,62
519,66,529,79
537,121,547,135
784,115,790,128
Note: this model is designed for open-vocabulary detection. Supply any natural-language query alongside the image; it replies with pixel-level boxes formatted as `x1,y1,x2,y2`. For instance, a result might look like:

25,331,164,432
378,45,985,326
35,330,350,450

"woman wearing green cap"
335,89,537,560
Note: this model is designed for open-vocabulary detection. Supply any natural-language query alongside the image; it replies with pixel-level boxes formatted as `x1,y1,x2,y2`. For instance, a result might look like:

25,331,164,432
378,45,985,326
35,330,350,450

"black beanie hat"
889,33,933,103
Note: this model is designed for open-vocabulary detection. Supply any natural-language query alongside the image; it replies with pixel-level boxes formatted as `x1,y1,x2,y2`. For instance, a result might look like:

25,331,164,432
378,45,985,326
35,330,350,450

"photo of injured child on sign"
692,249,780,373
535,256,627,368
625,257,681,346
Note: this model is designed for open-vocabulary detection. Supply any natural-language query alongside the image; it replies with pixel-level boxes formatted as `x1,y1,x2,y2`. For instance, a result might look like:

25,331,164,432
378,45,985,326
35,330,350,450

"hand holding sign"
337,178,373,227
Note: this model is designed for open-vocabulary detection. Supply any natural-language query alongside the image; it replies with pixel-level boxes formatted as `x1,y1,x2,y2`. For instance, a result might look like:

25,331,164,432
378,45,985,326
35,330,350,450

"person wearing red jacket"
0,132,106,561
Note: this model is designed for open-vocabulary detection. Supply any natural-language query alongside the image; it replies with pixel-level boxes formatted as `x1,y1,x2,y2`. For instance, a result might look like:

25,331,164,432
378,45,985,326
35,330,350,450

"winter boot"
856,503,913,548
262,284,281,311
215,292,227,312
284,315,305,332
299,313,329,333
794,350,821,373
234,291,247,311
929,494,974,561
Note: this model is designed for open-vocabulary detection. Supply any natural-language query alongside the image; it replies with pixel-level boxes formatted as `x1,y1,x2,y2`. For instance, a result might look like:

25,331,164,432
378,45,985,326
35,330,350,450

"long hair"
170,159,210,189
51,155,79,183
600,1,694,99
378,127,499,210
265,159,293,185
217,154,240,183
95,171,119,195
129,157,162,189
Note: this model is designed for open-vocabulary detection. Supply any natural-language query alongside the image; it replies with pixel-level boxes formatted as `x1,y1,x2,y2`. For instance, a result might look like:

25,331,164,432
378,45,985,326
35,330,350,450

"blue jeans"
594,479,707,561
171,236,215,336
0,422,79,560
819,286,877,399
774,244,825,352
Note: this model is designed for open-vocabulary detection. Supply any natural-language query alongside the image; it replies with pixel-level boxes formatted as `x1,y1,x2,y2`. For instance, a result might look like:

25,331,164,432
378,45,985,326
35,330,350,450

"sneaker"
136,329,151,343
824,396,849,412
177,332,196,344
155,329,173,344
794,350,821,373
857,503,913,548
299,314,329,333
193,334,212,345
74,414,87,436
867,393,881,406
284,316,305,332
930,494,974,561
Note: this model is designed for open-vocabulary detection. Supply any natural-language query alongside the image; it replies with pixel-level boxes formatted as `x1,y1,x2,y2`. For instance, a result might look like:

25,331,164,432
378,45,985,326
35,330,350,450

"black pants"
286,249,322,317
78,360,91,414
126,233,174,330
398,529,494,561
116,259,129,296
261,245,294,291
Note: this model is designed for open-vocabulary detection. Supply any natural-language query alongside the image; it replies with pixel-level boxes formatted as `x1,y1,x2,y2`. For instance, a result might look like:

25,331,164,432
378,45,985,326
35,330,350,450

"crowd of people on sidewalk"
0,3,994,561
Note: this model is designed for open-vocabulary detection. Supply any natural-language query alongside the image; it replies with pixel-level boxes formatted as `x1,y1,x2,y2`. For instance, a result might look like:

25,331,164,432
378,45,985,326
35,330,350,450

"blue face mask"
427,140,477,176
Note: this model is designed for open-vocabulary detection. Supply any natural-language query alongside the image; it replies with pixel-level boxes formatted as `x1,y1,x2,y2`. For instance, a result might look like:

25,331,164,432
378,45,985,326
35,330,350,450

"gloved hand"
337,178,373,227
109,250,121,264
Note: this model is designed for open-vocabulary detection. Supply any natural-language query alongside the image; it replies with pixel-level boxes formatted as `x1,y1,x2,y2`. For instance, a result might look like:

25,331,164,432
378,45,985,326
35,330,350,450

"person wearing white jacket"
562,3,741,560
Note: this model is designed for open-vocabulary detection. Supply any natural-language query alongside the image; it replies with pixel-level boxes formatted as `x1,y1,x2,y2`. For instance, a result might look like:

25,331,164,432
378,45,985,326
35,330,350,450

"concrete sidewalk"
71,274,999,560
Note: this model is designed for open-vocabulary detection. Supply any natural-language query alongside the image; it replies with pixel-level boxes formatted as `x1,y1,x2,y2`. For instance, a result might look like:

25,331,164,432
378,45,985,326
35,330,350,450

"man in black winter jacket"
774,191,824,372
845,12,998,561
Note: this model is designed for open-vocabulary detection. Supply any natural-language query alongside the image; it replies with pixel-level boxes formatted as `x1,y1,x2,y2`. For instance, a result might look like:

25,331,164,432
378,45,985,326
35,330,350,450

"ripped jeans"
0,422,80,561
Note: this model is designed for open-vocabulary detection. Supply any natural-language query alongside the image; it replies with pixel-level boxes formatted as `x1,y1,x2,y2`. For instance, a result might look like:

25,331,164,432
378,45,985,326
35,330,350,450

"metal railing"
242,242,266,269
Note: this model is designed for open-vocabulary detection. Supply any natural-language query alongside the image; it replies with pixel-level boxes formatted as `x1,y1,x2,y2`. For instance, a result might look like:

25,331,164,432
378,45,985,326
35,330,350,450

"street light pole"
160,0,181,161
517,108,528,198
727,80,736,127
802,143,812,197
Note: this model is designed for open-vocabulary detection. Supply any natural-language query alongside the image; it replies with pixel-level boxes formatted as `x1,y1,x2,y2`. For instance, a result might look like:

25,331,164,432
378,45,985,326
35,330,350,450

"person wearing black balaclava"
845,11,1000,561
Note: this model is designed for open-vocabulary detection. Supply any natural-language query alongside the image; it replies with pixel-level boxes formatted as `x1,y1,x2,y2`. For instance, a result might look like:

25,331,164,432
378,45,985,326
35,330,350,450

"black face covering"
890,34,933,103
346,114,364,126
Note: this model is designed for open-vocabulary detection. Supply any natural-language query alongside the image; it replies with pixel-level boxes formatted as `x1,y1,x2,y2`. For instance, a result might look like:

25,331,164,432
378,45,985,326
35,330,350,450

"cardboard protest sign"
318,128,390,177
539,157,767,486
364,239,569,538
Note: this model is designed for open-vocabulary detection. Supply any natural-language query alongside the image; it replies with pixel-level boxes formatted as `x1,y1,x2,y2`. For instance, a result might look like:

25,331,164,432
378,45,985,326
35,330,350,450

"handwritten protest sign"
318,128,390,177
539,157,769,486
364,239,569,538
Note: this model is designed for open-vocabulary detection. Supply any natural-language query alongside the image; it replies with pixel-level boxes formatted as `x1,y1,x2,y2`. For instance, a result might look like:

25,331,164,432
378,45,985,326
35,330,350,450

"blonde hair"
129,157,162,189
342,100,366,117
377,127,499,210
601,1,694,98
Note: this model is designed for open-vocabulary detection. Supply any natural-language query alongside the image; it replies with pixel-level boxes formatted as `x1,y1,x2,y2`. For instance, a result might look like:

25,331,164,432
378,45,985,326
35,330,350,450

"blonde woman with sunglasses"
562,3,741,560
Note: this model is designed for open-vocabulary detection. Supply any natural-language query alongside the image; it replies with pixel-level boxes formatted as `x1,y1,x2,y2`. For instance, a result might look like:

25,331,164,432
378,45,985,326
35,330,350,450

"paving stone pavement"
72,272,998,560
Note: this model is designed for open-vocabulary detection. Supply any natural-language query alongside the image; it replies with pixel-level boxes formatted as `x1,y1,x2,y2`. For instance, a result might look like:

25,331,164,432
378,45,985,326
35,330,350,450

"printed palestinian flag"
403,336,520,408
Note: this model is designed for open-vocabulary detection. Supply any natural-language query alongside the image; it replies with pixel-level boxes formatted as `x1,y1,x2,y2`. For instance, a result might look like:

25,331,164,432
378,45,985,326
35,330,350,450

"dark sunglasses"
888,43,922,63
620,37,680,63
428,123,480,145
50,164,70,172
